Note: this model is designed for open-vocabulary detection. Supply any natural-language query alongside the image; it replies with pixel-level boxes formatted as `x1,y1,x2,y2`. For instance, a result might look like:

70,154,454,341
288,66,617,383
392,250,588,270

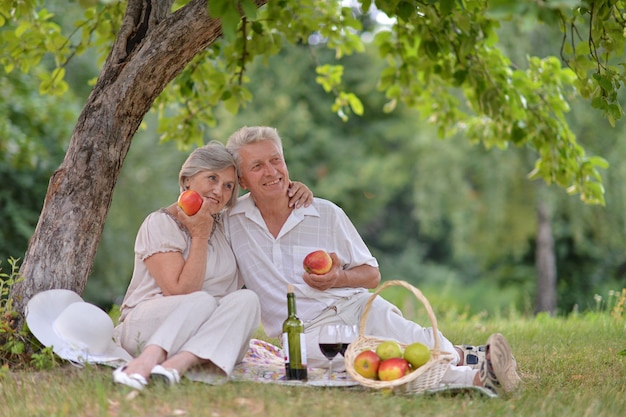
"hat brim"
26,289,133,365
26,289,83,349
53,343,133,365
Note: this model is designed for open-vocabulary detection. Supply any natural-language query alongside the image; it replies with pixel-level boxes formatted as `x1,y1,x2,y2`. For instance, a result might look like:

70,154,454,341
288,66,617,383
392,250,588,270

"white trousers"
304,292,477,385
115,290,260,378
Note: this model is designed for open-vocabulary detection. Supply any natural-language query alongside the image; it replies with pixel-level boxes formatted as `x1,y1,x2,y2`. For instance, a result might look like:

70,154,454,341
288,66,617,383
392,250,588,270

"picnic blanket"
185,338,357,387
86,338,493,396
185,339,496,397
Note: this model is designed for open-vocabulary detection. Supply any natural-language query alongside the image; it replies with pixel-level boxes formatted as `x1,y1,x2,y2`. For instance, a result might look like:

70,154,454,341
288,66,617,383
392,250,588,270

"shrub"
0,258,56,373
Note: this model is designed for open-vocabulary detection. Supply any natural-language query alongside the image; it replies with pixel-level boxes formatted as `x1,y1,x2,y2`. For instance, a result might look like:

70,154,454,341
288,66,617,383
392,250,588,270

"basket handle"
358,280,442,357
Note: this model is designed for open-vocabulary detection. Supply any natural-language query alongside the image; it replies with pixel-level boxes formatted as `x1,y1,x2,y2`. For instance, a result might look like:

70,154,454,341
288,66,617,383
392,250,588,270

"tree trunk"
10,0,231,318
535,200,557,315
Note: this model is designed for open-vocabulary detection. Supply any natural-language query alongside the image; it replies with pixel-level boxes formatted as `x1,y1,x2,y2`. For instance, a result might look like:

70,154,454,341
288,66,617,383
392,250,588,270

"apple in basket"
378,357,410,381
303,250,332,275
178,190,203,216
353,350,381,379
376,340,403,361
403,342,431,369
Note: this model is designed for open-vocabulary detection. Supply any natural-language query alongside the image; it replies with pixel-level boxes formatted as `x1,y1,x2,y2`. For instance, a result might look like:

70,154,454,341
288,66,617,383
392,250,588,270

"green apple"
403,342,431,368
376,340,403,361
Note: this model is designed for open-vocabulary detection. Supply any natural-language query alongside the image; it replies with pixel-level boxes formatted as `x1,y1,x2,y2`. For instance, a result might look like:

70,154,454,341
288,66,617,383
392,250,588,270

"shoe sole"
486,333,521,393
150,372,175,385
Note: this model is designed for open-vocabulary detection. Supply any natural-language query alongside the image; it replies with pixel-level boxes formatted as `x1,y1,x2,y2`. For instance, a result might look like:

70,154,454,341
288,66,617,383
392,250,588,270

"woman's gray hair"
178,140,239,208
226,126,283,170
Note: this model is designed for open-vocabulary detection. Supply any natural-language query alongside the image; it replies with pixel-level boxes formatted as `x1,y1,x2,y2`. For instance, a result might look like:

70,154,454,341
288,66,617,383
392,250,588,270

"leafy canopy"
2,0,626,205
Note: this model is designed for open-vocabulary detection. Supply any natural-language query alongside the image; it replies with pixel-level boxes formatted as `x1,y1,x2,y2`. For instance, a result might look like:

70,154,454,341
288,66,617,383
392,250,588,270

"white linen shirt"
224,194,378,337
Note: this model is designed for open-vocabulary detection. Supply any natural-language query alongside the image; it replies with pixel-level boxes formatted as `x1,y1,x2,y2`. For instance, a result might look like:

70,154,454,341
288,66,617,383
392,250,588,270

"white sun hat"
25,289,133,366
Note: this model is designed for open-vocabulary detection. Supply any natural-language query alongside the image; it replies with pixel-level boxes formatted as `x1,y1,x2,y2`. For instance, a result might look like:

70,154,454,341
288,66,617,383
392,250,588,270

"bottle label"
282,332,308,366
299,333,307,366
282,332,290,363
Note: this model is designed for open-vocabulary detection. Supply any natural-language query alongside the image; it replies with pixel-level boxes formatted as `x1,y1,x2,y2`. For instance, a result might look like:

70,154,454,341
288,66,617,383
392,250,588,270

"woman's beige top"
118,209,241,322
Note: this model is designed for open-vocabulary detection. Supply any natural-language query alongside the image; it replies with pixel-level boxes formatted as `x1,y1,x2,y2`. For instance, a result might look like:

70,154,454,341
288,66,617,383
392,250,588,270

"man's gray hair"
226,126,283,169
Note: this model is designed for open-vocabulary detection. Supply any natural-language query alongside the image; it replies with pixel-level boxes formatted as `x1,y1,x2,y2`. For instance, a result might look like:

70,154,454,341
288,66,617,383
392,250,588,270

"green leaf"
396,1,414,21
361,0,373,13
220,7,241,42
15,21,31,38
347,93,364,116
510,122,526,144
383,98,397,113
439,0,455,16
208,0,231,17
580,182,605,205
587,156,609,170
251,21,264,34
223,95,240,114
452,69,468,86
240,0,258,20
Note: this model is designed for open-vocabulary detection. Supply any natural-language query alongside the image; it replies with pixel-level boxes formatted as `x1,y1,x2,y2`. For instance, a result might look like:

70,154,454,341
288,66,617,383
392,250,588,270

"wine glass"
338,324,358,357
318,324,342,380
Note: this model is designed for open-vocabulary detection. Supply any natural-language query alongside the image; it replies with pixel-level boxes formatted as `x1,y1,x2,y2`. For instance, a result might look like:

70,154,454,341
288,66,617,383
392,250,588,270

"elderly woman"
112,141,311,389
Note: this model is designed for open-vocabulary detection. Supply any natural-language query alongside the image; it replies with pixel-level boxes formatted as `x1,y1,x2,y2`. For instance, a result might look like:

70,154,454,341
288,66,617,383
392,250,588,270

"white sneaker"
456,344,486,369
479,333,521,395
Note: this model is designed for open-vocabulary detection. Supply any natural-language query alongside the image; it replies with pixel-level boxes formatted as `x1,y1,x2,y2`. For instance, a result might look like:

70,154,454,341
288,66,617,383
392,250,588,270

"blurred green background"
1,7,625,317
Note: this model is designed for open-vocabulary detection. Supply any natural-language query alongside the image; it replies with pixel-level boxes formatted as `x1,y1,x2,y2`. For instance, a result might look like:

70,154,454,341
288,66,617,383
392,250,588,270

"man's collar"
228,193,254,215
229,193,319,218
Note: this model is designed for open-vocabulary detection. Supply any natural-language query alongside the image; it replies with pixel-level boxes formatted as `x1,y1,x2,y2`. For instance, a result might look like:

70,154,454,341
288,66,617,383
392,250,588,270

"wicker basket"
344,280,455,394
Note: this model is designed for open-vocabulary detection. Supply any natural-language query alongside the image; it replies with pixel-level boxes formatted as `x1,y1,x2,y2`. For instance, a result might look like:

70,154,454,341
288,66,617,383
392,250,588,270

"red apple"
178,190,203,216
303,250,332,275
377,357,410,381
353,350,381,379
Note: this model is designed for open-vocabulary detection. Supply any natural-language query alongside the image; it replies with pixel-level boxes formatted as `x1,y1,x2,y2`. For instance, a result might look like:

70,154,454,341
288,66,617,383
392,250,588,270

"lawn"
2,310,624,417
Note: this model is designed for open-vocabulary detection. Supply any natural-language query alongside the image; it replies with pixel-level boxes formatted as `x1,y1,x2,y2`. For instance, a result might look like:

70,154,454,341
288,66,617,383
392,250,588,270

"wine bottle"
282,284,308,381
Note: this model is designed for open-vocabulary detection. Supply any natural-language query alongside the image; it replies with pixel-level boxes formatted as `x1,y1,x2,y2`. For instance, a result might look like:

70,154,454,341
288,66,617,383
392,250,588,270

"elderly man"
224,126,520,395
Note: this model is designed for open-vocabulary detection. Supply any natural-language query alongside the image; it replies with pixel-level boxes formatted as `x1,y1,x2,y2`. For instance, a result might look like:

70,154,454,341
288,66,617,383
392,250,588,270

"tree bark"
535,200,557,315
10,0,231,317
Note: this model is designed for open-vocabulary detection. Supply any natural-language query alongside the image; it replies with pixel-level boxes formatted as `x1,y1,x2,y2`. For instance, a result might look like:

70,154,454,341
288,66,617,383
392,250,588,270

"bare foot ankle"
455,347,464,365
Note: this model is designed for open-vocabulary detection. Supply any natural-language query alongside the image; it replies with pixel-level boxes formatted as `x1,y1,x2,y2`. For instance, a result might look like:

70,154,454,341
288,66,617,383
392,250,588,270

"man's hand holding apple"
302,252,346,291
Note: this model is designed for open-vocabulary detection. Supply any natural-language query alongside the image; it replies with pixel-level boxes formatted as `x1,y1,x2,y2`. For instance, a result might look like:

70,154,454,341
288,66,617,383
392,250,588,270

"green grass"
2,313,625,417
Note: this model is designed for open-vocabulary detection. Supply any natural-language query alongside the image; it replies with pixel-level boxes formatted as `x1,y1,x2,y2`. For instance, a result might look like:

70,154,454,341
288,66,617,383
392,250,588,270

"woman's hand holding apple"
176,196,215,240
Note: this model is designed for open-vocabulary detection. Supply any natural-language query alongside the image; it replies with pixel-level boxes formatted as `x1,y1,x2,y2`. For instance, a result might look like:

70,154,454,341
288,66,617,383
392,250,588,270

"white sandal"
150,365,180,386
113,366,148,390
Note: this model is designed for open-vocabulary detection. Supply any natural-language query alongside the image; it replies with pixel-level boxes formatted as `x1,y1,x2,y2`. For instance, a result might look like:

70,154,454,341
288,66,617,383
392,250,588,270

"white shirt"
224,194,378,337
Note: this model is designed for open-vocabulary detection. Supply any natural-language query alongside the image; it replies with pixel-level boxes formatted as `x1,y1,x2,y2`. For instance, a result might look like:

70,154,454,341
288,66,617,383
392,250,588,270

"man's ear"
238,177,247,190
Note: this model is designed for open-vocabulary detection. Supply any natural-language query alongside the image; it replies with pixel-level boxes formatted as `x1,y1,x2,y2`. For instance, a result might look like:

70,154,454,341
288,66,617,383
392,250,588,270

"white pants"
114,290,260,378
304,292,477,385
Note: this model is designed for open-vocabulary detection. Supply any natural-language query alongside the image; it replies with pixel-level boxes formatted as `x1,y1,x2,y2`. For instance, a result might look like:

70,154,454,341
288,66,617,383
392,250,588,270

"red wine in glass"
319,343,342,360
319,325,341,380
338,324,358,357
